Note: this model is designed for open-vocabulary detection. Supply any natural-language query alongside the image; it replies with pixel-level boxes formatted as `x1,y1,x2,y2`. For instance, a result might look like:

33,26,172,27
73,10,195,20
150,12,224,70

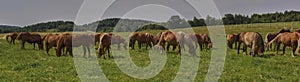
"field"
1,22,300,81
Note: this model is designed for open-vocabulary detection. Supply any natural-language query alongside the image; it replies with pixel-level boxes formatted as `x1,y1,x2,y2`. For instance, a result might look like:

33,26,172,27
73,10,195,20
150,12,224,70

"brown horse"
238,32,264,57
16,32,43,50
56,34,93,57
154,30,181,55
43,33,60,55
111,34,127,50
227,33,238,49
188,33,203,51
98,33,112,59
201,34,212,49
143,33,155,49
264,32,279,51
129,32,150,49
5,32,18,44
268,32,300,57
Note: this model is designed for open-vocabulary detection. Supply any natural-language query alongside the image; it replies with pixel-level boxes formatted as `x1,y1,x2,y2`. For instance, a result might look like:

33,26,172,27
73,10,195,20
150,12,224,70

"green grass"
1,22,300,81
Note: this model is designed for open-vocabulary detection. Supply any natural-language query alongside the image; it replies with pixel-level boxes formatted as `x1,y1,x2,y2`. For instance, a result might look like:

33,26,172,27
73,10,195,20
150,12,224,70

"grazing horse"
56,34,93,57
188,33,203,51
201,34,212,49
227,33,238,49
16,32,43,50
154,30,181,55
5,32,18,44
238,32,264,57
43,33,60,55
264,32,279,51
144,33,155,49
111,34,127,50
268,32,300,57
98,33,112,59
129,32,149,49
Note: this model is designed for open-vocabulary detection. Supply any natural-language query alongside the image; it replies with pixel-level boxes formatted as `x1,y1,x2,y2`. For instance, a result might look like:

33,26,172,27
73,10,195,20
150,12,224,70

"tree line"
1,10,300,33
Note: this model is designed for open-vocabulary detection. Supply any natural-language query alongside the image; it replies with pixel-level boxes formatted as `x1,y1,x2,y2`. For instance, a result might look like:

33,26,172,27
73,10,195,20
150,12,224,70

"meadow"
1,22,300,81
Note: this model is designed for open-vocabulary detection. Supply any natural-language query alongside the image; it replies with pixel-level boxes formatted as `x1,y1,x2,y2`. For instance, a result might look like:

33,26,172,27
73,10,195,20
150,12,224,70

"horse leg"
276,43,280,55
33,43,36,49
108,47,111,58
237,42,241,54
83,46,86,57
173,44,177,51
292,44,296,57
138,42,142,49
282,45,286,56
117,44,120,50
167,44,170,51
87,47,91,57
178,45,181,55
67,47,73,57
21,41,25,49
46,45,51,55
243,44,247,55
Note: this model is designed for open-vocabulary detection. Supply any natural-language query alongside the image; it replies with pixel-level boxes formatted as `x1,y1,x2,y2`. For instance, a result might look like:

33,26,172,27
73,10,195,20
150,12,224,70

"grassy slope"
0,22,300,81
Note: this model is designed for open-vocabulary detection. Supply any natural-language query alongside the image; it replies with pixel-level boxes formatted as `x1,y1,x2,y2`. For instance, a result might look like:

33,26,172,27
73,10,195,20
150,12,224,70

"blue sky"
0,0,299,26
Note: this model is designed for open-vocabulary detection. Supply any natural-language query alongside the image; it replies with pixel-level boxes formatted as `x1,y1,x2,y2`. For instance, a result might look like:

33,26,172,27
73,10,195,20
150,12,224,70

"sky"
0,0,299,26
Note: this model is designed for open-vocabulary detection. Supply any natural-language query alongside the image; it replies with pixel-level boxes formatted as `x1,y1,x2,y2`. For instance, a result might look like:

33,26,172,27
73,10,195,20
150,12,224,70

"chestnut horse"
56,34,93,57
43,33,60,55
98,33,112,59
154,30,181,55
16,32,43,50
268,32,300,57
238,32,264,57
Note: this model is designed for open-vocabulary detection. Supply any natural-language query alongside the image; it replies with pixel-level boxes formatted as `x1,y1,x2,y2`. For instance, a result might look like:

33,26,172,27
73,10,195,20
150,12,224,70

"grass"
1,22,300,81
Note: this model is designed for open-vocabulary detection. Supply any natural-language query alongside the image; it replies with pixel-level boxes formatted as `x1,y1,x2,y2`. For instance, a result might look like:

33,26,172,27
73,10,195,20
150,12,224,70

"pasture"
1,22,300,81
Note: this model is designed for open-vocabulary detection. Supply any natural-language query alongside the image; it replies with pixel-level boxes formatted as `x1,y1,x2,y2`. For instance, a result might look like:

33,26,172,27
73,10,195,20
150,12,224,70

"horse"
56,34,93,57
111,34,127,50
264,32,279,51
201,34,212,49
227,33,239,49
16,32,43,50
43,33,60,55
268,32,300,57
5,32,18,44
238,32,264,57
98,33,112,59
154,30,181,55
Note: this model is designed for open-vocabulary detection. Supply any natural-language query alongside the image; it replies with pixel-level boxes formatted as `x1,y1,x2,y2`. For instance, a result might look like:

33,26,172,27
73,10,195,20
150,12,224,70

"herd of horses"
227,28,300,57
5,28,299,58
4,31,212,59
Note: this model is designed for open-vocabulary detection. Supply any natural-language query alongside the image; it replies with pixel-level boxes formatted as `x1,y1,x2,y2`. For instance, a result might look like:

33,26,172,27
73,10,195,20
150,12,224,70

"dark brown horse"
5,32,18,44
264,32,279,51
238,32,264,57
16,32,43,50
268,32,300,57
129,32,150,49
201,34,212,49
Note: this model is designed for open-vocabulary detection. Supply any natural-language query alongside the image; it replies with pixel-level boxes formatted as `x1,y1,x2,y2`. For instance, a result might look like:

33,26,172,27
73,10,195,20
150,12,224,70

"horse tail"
255,32,264,52
5,35,10,42
268,33,281,45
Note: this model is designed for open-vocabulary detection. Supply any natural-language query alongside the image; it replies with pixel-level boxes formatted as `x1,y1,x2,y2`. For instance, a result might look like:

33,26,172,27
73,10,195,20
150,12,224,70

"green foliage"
135,24,168,32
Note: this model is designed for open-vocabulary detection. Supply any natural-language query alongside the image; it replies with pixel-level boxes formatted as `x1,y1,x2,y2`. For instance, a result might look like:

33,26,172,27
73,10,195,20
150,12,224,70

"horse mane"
279,29,291,33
